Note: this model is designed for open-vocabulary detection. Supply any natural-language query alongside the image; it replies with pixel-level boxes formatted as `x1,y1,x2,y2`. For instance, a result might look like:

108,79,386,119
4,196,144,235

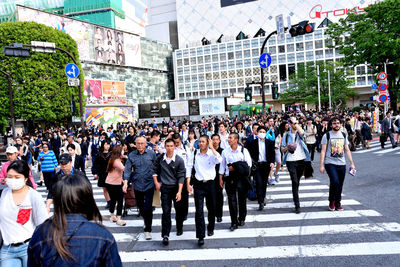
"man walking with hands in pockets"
187,135,222,246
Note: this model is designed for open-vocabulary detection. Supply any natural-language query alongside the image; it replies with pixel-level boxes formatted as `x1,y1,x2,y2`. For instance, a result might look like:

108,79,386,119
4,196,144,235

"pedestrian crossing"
353,140,400,155
35,168,400,266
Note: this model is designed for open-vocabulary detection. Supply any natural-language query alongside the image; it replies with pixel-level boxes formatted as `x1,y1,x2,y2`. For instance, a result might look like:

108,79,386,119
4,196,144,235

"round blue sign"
379,94,387,102
371,84,377,90
259,53,272,69
378,83,387,91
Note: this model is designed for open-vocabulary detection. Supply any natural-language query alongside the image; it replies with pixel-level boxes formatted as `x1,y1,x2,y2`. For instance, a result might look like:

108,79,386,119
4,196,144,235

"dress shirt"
186,149,222,181
219,145,252,176
258,138,266,162
174,146,189,168
123,149,157,192
219,133,229,149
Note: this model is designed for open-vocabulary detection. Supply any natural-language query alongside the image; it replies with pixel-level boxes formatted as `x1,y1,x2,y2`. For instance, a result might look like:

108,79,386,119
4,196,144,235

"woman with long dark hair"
0,160,48,267
28,174,122,266
93,139,112,209
105,145,126,226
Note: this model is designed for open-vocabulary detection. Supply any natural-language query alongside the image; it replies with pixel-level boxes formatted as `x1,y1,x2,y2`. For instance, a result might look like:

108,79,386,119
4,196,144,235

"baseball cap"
67,133,74,137
59,153,72,164
6,146,18,154
94,132,100,136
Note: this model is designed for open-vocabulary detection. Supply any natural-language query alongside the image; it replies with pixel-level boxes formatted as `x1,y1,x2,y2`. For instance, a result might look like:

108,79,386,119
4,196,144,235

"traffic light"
71,98,76,114
245,87,252,101
289,21,315,37
3,43,30,57
271,82,279,100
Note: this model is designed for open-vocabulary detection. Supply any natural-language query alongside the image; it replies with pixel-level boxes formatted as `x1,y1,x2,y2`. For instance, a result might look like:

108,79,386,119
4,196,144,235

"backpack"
326,131,346,143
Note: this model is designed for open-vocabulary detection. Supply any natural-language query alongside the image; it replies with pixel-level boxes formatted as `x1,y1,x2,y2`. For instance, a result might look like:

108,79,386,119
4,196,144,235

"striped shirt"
39,151,58,173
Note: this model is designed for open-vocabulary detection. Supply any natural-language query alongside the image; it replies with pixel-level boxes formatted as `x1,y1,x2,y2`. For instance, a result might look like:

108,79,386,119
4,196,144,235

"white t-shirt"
0,187,48,245
286,132,306,162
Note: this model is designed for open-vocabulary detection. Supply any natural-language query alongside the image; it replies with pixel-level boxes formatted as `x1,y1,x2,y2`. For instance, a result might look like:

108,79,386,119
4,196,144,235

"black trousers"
161,185,184,237
286,160,305,209
306,143,316,161
134,187,154,232
214,176,224,219
106,183,124,216
175,179,189,220
193,179,216,239
42,171,55,191
254,162,271,205
225,177,248,226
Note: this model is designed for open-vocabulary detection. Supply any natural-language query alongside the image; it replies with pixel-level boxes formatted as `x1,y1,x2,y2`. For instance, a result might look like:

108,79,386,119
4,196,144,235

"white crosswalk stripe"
42,167,397,265
353,140,399,155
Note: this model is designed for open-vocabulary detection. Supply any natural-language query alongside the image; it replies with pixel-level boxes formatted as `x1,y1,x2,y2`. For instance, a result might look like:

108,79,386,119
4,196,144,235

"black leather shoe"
216,217,222,222
230,224,238,231
162,236,169,246
207,230,214,236
258,204,264,211
176,229,183,236
295,207,301,214
238,220,245,226
198,238,204,246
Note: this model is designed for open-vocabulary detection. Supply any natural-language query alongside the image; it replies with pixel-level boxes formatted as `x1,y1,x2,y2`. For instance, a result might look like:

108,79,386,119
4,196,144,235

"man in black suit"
247,126,275,211
381,111,397,149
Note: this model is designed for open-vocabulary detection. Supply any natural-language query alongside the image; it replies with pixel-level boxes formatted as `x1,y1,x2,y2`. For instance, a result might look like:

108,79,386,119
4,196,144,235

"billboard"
85,106,133,127
138,102,170,118
169,101,189,117
199,98,225,116
94,26,126,65
17,5,90,61
84,79,126,105
220,0,258,8
188,99,200,115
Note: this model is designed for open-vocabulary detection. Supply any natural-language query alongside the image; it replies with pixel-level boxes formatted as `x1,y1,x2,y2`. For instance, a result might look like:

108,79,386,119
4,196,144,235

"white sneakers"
144,232,152,240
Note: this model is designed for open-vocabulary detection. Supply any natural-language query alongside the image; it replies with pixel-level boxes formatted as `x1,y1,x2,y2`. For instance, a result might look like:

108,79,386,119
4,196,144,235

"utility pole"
317,64,321,111
328,69,331,110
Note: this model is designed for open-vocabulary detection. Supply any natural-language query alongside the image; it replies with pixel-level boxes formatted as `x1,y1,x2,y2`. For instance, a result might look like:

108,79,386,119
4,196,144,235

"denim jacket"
28,214,122,267
281,131,311,164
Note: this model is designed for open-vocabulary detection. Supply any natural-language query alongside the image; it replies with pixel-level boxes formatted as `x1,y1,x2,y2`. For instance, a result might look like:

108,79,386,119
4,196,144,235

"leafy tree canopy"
0,21,84,129
325,0,400,110
279,61,358,110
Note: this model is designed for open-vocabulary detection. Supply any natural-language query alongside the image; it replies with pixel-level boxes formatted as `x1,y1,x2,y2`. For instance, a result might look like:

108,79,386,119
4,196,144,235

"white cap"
6,146,18,154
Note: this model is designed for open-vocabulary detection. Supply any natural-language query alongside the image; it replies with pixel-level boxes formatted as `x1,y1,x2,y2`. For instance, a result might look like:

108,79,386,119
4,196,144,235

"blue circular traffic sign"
378,72,387,80
371,83,377,90
65,63,79,79
379,94,388,102
378,83,387,91
259,53,272,69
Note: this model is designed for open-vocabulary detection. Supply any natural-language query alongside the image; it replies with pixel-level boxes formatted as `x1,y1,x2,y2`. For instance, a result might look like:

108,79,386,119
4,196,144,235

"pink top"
105,158,125,185
0,161,37,190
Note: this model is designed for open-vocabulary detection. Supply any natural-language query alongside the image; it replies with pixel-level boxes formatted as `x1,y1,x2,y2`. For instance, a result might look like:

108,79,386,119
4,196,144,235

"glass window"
269,46,276,55
177,59,183,67
251,39,259,47
191,74,197,82
206,81,213,89
357,76,366,85
315,50,324,59
244,50,251,58
214,81,220,89
228,61,235,69
184,66,190,73
221,80,228,88
204,46,211,55
252,48,259,57
184,58,189,65
220,62,227,70
197,56,203,64
176,51,182,59
286,35,294,43
213,63,219,71
235,51,242,59
287,53,295,63
305,41,313,50
357,66,366,75
236,60,243,68
296,43,304,51
185,75,190,83
296,52,304,61
178,85,184,92
229,79,236,87
212,45,218,54
178,76,183,83
252,58,259,66
278,54,286,63
207,91,213,97
315,40,323,49
199,82,205,90
197,47,203,55
205,64,212,72
305,32,313,40
271,56,277,64
183,49,189,57
314,30,323,39
268,37,276,45
191,66,197,73
325,49,334,58
177,68,183,75
279,65,287,81
295,35,304,42
227,43,234,51
198,65,204,73
212,54,219,62
288,63,296,77
260,37,266,44
190,48,196,56
244,59,251,68
278,45,285,53
335,48,343,57
204,55,211,63
287,44,294,52
325,39,333,47
243,40,250,49
235,42,242,50
192,84,198,91
220,53,226,61
190,57,196,65
306,51,314,60
219,44,226,52
228,52,234,60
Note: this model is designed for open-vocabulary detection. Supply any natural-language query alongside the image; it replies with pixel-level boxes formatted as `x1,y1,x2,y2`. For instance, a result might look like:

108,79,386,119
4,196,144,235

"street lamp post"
317,64,321,111
0,69,16,139
328,69,331,110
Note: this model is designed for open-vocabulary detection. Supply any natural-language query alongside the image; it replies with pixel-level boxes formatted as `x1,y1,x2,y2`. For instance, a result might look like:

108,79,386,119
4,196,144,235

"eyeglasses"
332,122,340,125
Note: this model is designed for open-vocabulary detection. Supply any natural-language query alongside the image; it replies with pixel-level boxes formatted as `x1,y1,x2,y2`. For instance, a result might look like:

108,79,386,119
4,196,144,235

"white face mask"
258,133,266,139
6,178,26,190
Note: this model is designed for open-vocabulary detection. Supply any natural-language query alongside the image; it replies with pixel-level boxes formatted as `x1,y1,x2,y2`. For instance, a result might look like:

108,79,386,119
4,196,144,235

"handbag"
152,189,161,207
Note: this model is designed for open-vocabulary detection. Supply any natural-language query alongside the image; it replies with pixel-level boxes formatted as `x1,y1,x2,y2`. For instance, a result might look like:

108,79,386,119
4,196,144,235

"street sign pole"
317,65,321,111
328,70,331,110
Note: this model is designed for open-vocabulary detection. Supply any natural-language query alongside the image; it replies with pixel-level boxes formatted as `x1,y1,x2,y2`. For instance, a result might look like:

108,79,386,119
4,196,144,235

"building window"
269,46,276,55
204,55,211,63
190,57,196,65
325,39,333,47
197,56,203,64
185,84,191,91
179,93,184,98
357,77,366,85
243,40,250,49
228,61,235,69
244,59,251,68
199,82,205,90
205,64,212,72
286,35,294,43
200,91,205,97
190,48,196,56
279,65,287,81
325,49,334,58
296,43,304,51
212,54,219,62
357,66,366,75
235,42,242,50
184,66,190,73
287,53,295,63
178,85,184,92
278,45,285,53
204,46,211,55
227,43,234,51
214,81,220,89
287,44,294,52
184,58,189,65
213,72,220,79
252,48,259,57
206,73,212,80
219,44,226,52
184,75,190,83
197,47,203,55
251,39,259,47
244,50,251,58
221,80,228,88
220,62,227,70
288,64,295,77
235,51,242,59
228,52,235,60
278,54,286,63
252,58,259,66
213,63,219,71
306,51,314,60
229,79,236,87
192,83,198,91
178,76,183,84
212,45,218,54
177,68,183,75
191,66,197,73
220,53,226,61
177,59,183,67
268,37,276,45
305,41,313,50
198,65,204,73
176,51,182,58
206,81,213,89
207,91,213,97
191,74,197,82
296,52,304,61
315,50,324,59
185,93,191,98
183,50,189,57
314,30,323,39
315,40,323,49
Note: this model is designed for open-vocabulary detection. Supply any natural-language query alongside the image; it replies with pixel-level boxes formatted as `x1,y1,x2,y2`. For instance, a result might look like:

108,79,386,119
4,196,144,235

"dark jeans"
175,179,189,220
106,183,124,216
42,171,55,191
325,164,346,206
193,179,216,239
214,176,224,219
316,136,322,152
161,185,184,237
225,177,248,226
134,187,154,232
286,160,305,209
306,143,316,161
254,162,271,205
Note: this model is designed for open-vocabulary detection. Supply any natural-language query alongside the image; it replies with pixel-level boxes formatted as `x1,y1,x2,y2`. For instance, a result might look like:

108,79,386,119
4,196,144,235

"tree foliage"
279,61,357,110
0,21,84,129
325,0,400,110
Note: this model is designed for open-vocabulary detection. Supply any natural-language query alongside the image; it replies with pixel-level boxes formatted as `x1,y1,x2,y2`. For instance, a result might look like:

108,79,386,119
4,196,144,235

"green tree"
279,61,357,110
325,0,400,110
0,21,84,131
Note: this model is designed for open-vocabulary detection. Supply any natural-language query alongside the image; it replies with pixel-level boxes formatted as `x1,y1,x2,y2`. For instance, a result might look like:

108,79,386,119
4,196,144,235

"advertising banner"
84,80,102,105
85,106,133,127
84,79,126,105
170,101,189,117
188,99,200,115
199,98,225,116
124,34,142,67
94,26,126,65
139,102,170,118
17,5,90,61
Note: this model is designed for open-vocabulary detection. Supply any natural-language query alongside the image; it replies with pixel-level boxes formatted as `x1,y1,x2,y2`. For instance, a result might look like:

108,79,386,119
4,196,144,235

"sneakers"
116,219,126,226
329,202,335,211
335,204,344,211
274,174,280,183
268,178,276,185
144,232,152,240
109,214,117,222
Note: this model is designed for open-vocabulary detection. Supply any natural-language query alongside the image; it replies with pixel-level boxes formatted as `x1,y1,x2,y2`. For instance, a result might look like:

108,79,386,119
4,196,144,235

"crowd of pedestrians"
0,107,399,265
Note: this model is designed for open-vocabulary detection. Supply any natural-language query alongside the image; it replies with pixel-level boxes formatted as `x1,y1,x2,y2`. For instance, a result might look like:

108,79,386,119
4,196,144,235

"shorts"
274,147,281,164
